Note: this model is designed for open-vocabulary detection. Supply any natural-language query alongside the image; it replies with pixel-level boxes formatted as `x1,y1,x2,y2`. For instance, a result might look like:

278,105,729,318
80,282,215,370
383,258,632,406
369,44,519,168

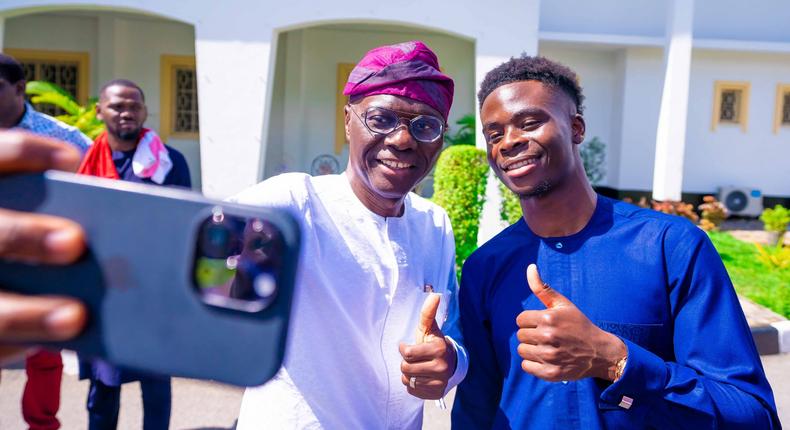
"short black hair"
478,55,584,114
99,78,145,101
0,54,26,84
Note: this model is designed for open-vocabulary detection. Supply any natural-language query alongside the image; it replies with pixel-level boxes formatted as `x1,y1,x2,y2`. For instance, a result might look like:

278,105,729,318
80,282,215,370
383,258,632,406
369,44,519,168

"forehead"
481,80,571,118
102,85,143,103
356,94,442,118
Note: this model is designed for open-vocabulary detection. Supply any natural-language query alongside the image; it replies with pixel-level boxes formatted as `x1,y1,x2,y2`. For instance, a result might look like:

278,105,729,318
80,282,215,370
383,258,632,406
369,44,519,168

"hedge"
432,145,489,273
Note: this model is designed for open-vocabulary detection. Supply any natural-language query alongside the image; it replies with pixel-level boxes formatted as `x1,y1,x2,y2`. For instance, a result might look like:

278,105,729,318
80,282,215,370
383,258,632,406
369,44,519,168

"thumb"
526,264,571,309
415,292,441,344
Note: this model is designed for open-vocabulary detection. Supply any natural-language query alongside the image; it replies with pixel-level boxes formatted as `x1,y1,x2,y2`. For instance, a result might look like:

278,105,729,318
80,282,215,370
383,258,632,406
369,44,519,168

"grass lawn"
708,231,790,319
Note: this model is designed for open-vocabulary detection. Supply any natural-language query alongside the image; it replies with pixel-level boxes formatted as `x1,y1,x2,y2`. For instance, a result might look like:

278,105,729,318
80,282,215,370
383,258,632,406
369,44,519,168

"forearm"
600,339,780,429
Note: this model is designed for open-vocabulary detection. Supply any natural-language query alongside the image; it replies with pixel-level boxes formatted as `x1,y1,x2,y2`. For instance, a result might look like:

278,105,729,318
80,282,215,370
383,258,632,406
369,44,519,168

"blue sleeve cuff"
600,337,669,410
444,335,469,396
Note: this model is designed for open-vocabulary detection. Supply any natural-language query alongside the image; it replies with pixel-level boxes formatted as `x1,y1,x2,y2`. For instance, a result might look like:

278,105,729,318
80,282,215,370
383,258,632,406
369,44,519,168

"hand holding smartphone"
0,170,300,386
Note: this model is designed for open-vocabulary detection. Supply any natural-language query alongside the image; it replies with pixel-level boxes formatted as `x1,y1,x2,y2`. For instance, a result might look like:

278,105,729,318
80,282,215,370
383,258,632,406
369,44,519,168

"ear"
571,113,586,145
344,104,352,143
14,80,26,97
95,101,104,122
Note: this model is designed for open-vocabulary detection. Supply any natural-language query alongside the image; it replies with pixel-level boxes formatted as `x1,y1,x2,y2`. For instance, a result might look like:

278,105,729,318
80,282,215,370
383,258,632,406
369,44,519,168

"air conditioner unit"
719,186,763,217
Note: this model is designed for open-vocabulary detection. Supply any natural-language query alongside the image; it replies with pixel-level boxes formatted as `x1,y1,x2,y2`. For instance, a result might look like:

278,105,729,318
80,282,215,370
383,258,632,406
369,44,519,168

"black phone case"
0,171,300,387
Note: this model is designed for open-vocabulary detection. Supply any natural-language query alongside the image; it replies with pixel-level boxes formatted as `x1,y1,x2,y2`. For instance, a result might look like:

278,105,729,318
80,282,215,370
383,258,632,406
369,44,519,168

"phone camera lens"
253,272,277,299
199,221,238,258
194,212,285,313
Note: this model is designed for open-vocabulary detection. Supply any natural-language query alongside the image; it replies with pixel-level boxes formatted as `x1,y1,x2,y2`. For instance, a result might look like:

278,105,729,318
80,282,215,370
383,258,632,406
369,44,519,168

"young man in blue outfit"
451,55,780,429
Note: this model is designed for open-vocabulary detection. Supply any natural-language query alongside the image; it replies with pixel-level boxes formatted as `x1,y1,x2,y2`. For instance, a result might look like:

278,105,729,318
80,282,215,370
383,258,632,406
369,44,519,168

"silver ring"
409,376,417,389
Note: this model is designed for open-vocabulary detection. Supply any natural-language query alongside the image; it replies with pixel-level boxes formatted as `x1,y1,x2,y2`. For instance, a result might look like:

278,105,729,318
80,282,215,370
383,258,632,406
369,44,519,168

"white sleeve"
226,173,310,213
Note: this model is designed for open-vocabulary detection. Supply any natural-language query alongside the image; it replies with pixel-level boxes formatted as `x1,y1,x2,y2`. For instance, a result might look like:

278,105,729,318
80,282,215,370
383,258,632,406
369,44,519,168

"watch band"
613,355,628,382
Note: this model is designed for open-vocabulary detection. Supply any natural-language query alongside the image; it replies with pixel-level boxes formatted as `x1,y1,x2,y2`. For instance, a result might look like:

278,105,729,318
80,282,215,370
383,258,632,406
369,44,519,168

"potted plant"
760,205,790,246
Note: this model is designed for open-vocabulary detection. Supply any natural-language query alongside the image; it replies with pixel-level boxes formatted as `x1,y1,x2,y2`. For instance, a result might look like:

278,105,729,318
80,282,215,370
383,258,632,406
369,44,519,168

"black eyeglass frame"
350,106,446,144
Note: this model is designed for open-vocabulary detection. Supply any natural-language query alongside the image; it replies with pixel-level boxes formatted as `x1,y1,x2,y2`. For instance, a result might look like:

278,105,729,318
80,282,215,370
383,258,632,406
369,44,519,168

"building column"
194,24,275,199
652,0,694,201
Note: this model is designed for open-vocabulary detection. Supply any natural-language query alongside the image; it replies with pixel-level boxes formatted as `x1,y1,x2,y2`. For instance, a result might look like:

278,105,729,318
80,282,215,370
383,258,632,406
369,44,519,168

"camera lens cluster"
193,208,285,312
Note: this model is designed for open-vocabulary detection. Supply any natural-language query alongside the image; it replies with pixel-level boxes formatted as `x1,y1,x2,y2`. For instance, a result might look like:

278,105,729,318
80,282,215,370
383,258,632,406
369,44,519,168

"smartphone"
0,171,300,387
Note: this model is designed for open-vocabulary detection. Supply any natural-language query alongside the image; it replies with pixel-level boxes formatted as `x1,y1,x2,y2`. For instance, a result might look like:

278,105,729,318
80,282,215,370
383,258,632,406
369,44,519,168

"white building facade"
1,0,789,219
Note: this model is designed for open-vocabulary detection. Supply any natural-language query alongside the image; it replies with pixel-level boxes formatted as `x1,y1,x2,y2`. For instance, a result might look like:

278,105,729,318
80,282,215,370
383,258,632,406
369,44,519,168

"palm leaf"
29,93,81,116
26,81,75,99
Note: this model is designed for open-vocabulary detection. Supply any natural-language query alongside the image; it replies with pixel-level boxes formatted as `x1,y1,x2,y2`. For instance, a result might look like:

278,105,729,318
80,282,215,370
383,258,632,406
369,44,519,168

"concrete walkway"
1,351,787,428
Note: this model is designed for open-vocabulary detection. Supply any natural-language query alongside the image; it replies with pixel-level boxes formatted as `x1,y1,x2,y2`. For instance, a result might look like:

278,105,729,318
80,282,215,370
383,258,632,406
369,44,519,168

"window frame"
773,83,790,134
160,54,199,141
4,48,90,104
711,80,750,132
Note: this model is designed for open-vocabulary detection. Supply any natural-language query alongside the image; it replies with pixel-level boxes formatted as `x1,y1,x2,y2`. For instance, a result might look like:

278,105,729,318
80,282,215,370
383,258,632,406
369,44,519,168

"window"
774,84,790,133
4,48,89,116
711,81,750,132
160,55,199,141
335,63,356,155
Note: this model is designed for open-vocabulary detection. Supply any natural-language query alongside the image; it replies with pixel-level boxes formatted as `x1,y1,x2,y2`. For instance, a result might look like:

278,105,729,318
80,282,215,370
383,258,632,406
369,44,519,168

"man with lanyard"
77,79,191,430
234,41,468,429
451,55,780,429
0,53,91,430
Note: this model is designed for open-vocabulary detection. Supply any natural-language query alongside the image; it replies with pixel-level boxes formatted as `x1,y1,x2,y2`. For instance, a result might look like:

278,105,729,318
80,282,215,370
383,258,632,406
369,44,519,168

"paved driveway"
1,352,787,428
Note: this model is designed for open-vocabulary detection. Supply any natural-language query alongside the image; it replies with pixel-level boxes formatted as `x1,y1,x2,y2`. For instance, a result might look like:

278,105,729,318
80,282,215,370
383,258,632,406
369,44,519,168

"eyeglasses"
351,106,445,144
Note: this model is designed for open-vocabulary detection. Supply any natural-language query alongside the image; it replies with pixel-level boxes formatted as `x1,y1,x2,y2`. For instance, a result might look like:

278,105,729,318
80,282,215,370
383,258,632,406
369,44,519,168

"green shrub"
499,182,522,225
760,205,790,234
432,145,488,273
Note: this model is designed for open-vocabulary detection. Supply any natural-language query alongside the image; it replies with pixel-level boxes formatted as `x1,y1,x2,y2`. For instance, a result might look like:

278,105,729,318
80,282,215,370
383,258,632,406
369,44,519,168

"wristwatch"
613,355,628,382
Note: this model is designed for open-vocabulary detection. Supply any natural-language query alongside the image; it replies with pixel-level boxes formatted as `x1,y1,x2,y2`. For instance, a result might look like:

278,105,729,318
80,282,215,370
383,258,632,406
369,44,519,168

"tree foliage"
443,114,476,147
580,136,606,185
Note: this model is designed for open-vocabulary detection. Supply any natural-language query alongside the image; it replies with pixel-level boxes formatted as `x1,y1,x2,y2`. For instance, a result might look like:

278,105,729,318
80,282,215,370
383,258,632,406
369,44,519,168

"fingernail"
52,148,80,172
45,228,82,262
45,303,85,339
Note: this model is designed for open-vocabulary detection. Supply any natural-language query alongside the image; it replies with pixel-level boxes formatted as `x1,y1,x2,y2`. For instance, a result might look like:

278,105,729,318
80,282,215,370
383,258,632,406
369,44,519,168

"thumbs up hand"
399,292,457,400
516,264,626,382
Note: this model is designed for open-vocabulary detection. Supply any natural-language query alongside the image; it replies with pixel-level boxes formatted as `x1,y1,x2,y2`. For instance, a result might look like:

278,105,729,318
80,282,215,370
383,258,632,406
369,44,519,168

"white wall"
684,50,790,196
264,25,475,177
694,0,790,43
538,44,620,187
5,13,98,86
4,11,202,189
616,47,665,191
539,0,666,38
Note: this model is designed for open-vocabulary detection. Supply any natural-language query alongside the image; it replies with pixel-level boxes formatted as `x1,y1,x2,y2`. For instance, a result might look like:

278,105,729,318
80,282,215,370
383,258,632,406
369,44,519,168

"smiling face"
481,80,585,198
97,84,147,142
344,94,444,214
